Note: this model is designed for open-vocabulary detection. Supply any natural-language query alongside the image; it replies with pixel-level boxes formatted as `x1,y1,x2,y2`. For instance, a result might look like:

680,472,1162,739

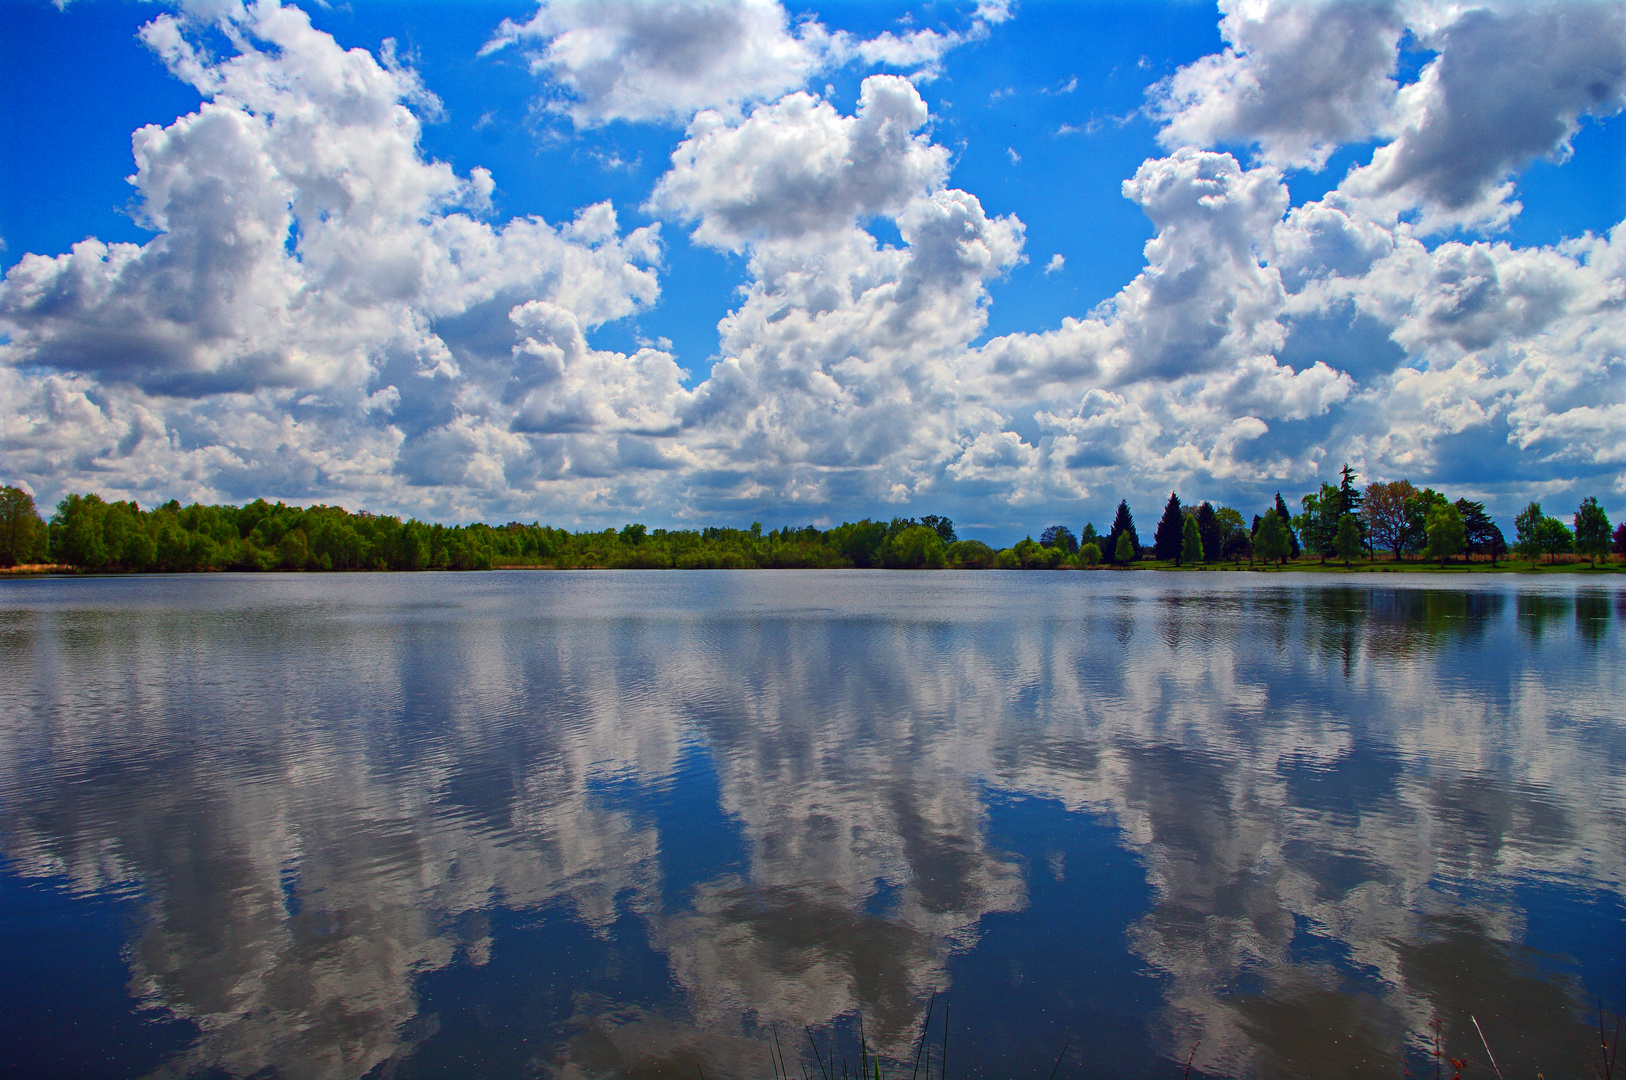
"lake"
1,571,1621,1080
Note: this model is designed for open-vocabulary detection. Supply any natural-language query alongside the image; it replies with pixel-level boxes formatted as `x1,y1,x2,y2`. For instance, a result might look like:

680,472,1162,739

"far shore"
5,559,1621,576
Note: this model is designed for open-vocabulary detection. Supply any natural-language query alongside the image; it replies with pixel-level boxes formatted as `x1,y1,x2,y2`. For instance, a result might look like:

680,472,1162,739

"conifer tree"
1274,492,1300,558
1153,492,1184,562
1195,502,1221,562
1104,501,1140,565
1181,513,1202,566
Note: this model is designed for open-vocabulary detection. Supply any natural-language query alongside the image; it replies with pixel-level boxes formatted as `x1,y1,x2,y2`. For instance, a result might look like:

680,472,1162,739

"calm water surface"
1,571,1622,1080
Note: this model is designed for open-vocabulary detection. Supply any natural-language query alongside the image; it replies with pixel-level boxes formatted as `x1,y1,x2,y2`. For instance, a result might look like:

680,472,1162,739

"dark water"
1,571,1622,1080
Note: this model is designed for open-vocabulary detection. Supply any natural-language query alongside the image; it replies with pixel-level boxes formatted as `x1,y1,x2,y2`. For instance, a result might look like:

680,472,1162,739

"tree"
1104,501,1140,565
1153,492,1184,562
1424,501,1465,567
1080,522,1100,548
1574,497,1611,567
1337,463,1362,519
1455,499,1504,565
1514,501,1545,562
1333,514,1362,567
920,515,957,543
1181,513,1203,566
1114,530,1135,565
1294,483,1340,564
1254,510,1291,566
1614,520,1626,558
1273,493,1300,558
1403,488,1446,554
1223,530,1252,565
886,525,947,568
0,486,48,566
1195,502,1222,562
1039,525,1079,553
1363,480,1417,562
1534,516,1573,563
1080,541,1101,567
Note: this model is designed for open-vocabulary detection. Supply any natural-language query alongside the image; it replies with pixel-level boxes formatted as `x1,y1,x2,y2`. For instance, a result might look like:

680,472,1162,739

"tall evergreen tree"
1104,500,1140,565
1195,502,1221,562
1153,492,1184,561
1337,463,1362,518
1274,492,1300,558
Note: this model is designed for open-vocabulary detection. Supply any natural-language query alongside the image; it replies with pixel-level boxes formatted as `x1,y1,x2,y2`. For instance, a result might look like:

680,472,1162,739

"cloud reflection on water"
0,573,1621,1079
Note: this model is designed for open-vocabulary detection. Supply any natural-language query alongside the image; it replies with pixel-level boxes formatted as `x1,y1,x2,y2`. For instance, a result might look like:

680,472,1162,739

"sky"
1,0,1623,542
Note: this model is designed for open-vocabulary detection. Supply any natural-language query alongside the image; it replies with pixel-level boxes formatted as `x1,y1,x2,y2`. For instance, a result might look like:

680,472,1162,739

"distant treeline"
1,465,1621,572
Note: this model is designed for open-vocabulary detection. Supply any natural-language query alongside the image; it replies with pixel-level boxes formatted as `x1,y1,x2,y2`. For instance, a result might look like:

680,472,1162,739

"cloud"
486,0,1010,128
1341,1,1626,231
1150,0,1626,232
0,1,687,517
1151,0,1408,170
651,76,949,250
2,0,1621,525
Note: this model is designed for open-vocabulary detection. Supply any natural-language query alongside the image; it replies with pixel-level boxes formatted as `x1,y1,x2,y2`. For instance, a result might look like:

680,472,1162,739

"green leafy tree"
1254,510,1291,566
1533,516,1573,563
948,539,996,568
1363,480,1417,562
1614,521,1626,558
1039,525,1079,553
1424,502,1465,567
885,525,947,568
1333,514,1362,567
1079,540,1101,567
919,515,957,543
1573,497,1611,566
1152,493,1184,562
1114,530,1135,565
51,493,110,569
1294,483,1340,564
1181,513,1202,566
1514,501,1545,562
1402,487,1447,557
0,486,48,566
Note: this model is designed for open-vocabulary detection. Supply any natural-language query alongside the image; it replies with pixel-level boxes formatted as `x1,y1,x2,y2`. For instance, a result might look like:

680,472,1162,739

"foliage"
1104,501,1140,565
1294,483,1342,564
21,483,1619,576
1039,525,1079,553
1455,499,1505,564
1180,513,1202,566
1194,501,1222,562
1114,530,1135,565
1254,510,1292,565
1424,501,1466,566
1333,514,1362,566
1364,480,1417,562
1274,493,1301,558
1574,496,1611,566
1533,515,1574,563
1152,493,1184,562
0,486,49,566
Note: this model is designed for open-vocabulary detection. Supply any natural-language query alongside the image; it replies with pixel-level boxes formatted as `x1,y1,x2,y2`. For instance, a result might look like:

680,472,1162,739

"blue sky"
2,0,1623,541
